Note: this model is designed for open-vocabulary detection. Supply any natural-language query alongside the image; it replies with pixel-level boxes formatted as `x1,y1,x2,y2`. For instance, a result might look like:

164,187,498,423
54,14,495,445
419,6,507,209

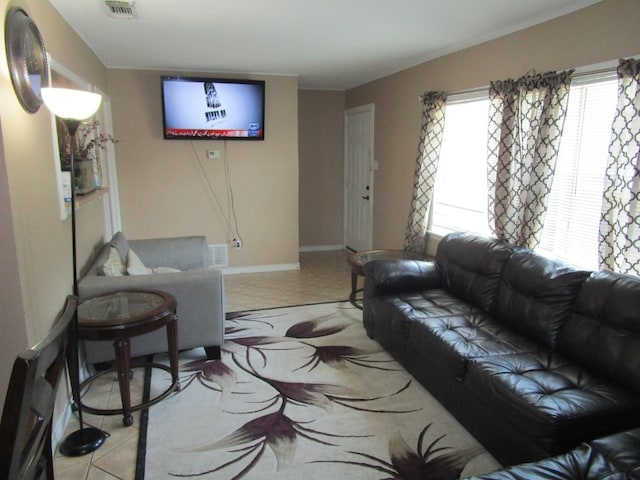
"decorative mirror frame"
5,7,49,113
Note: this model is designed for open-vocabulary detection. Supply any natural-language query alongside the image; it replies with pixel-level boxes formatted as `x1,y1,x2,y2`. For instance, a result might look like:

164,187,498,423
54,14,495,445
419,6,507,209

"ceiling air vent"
104,1,137,19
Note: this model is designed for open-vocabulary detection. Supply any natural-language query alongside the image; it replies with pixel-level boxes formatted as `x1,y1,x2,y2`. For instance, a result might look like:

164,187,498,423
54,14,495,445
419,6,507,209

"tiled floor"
53,250,353,479
224,249,352,311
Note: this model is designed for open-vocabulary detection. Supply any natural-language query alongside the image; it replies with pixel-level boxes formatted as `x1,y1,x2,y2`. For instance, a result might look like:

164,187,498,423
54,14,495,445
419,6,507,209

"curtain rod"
418,86,486,101
418,64,620,101
574,65,619,79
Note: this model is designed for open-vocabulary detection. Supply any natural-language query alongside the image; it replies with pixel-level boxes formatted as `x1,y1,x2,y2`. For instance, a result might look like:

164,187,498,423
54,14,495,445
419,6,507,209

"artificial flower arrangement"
57,118,117,171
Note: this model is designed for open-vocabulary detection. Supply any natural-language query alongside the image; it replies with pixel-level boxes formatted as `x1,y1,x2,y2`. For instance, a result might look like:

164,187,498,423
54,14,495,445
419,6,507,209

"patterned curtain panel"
403,91,447,254
487,70,573,249
599,58,640,275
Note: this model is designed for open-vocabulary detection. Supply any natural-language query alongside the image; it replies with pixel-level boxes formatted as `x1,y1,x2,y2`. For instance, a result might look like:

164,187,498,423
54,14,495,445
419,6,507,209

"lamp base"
59,426,106,457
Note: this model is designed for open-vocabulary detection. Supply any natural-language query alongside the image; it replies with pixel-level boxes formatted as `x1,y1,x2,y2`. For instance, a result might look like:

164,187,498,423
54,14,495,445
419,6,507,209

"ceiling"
47,0,601,90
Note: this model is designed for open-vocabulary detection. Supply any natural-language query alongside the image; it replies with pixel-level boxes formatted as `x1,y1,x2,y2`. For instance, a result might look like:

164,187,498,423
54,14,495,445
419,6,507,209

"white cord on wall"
190,141,243,246
222,141,243,245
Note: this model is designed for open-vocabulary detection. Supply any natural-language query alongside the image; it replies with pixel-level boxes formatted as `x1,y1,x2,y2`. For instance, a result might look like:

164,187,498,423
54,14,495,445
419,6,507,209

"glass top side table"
72,289,180,426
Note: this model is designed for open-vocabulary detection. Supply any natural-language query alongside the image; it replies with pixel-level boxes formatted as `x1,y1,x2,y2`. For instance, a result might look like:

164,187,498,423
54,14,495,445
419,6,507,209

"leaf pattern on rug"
297,344,399,372
284,315,399,372
179,358,237,401
156,304,485,479
284,313,351,338
313,423,482,479
176,409,368,478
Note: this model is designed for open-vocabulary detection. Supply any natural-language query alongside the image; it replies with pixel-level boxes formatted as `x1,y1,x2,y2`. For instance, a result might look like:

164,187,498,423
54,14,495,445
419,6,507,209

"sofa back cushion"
494,251,590,348
110,231,130,262
436,232,514,313
558,271,640,395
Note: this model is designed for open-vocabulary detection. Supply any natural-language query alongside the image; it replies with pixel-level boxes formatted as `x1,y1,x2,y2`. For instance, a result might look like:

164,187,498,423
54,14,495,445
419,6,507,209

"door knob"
362,195,370,200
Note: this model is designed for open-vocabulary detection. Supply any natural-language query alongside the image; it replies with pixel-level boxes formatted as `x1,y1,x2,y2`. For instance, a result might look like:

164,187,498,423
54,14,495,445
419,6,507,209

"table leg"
114,338,133,426
350,272,358,302
166,313,180,391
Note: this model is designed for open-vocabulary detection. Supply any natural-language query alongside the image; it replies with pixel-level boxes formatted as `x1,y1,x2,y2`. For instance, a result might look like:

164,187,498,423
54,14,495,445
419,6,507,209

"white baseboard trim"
299,244,344,252
222,262,300,275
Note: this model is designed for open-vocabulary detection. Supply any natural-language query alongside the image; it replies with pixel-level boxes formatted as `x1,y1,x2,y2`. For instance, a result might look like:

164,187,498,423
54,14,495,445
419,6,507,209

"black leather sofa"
363,231,640,467
465,428,640,479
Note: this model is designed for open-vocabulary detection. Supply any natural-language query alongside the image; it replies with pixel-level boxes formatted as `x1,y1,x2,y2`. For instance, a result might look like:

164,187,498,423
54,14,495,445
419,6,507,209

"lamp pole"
41,88,107,456
66,119,80,296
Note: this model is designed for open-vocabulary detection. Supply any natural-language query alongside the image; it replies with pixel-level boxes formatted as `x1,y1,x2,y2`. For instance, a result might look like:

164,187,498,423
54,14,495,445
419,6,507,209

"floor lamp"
41,87,107,456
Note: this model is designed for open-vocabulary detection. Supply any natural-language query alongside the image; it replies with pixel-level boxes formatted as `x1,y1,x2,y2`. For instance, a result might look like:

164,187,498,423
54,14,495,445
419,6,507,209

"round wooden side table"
74,289,180,426
347,249,428,309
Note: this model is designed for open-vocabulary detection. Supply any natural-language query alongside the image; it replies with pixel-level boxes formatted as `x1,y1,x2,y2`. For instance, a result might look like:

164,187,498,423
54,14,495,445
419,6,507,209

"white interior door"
344,104,375,251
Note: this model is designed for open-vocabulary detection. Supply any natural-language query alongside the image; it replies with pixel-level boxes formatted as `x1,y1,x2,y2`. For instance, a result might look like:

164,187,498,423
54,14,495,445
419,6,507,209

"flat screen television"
161,76,265,140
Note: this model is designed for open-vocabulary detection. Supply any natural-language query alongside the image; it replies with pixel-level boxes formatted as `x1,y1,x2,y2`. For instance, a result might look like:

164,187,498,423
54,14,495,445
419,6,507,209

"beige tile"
92,435,139,479
86,465,122,480
91,424,139,462
225,252,351,312
54,453,91,479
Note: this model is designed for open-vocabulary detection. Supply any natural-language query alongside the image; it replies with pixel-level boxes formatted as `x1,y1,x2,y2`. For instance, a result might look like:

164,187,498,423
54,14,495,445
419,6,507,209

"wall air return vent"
104,1,137,19
208,244,229,269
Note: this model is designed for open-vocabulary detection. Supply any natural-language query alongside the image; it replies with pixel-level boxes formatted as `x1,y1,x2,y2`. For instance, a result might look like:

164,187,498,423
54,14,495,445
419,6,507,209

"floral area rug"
137,302,500,479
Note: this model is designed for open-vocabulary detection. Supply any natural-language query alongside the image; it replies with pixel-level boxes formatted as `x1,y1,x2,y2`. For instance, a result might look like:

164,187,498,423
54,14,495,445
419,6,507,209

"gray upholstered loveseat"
78,232,225,364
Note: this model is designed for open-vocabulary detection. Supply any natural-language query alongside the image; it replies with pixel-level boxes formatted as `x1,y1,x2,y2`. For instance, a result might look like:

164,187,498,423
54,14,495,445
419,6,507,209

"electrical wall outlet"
207,149,220,159
232,238,243,249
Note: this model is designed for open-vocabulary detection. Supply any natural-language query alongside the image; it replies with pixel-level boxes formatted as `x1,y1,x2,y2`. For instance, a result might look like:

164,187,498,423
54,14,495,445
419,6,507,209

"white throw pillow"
101,246,125,277
127,249,152,275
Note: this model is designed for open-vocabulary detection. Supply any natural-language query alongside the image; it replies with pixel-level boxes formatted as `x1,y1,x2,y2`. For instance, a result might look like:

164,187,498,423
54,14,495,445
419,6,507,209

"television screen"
161,76,265,140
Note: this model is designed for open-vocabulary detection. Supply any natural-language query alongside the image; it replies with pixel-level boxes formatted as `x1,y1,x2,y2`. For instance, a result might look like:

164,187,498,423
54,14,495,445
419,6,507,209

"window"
536,73,618,269
431,93,490,236
429,72,619,270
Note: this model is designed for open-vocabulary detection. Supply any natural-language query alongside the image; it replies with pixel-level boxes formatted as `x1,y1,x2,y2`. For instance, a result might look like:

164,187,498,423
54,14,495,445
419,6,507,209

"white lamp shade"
41,87,102,120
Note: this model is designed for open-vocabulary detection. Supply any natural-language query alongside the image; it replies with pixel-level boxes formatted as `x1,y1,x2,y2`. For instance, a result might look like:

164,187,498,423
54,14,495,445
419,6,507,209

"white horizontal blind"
537,74,618,268
431,93,491,236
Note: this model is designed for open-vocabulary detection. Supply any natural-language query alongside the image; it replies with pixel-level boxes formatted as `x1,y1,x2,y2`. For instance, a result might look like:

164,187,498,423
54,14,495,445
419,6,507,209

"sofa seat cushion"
465,351,640,454
387,288,485,317
366,289,485,367
378,289,483,337
406,312,542,381
378,289,541,380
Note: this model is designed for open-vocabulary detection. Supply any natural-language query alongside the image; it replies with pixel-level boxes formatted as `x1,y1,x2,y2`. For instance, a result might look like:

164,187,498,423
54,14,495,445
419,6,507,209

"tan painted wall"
0,0,108,408
0,102,24,412
298,90,345,248
346,0,640,249
107,69,300,268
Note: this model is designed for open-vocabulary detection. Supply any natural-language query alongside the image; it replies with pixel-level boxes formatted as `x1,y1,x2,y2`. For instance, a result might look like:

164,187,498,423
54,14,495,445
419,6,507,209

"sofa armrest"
128,236,208,270
78,267,217,299
363,259,443,297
